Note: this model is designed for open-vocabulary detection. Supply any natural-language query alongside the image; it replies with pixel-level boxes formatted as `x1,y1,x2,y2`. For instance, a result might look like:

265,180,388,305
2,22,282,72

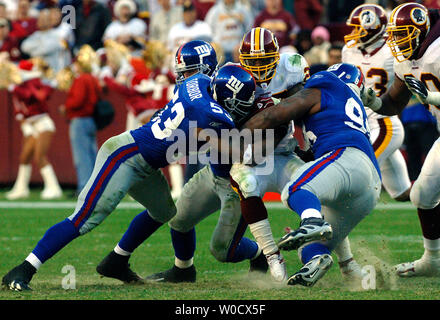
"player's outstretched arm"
364,76,412,116
242,88,321,131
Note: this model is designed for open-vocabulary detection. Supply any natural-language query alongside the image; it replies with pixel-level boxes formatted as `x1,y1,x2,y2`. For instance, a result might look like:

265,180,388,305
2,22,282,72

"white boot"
6,164,32,200
266,251,287,282
395,250,440,277
169,164,183,200
40,164,62,199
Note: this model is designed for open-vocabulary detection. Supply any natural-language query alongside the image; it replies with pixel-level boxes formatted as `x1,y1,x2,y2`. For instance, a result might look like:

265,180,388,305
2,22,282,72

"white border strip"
0,201,415,211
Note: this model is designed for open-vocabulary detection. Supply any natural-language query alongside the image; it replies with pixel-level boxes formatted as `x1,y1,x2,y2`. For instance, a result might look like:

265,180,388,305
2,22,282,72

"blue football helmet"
211,64,256,124
175,40,218,85
327,63,365,97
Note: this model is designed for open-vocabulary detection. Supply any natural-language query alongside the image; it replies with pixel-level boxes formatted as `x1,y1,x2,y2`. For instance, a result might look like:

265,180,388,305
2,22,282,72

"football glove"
404,75,428,104
361,87,382,111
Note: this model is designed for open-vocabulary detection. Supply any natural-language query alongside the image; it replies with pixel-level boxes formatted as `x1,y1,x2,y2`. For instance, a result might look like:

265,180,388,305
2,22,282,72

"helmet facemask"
213,84,255,124
239,51,280,83
386,3,430,62
386,25,420,62
344,6,387,49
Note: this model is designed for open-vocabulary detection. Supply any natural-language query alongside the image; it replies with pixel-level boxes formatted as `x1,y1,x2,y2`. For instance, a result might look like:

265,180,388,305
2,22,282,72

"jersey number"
344,97,369,134
151,102,185,139
366,68,388,97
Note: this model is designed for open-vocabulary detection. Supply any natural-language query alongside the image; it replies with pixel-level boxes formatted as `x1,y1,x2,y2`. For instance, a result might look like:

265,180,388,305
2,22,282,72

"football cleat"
145,265,196,283
266,251,287,282
249,251,269,274
395,253,440,277
287,254,333,287
2,261,36,291
96,251,144,284
278,217,332,251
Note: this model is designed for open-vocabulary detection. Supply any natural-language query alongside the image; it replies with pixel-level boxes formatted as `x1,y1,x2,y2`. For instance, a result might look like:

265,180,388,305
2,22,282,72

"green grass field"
1,189,439,301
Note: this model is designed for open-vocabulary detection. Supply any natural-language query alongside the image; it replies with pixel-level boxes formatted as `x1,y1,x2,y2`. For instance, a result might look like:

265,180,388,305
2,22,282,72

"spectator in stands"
21,9,72,72
309,42,342,75
327,43,342,65
253,0,299,48
167,0,212,61
0,17,23,61
6,59,63,200
12,0,37,40
73,0,112,52
304,25,331,66
149,0,182,44
59,49,101,196
294,0,323,31
205,0,253,63
103,0,148,45
49,6,75,50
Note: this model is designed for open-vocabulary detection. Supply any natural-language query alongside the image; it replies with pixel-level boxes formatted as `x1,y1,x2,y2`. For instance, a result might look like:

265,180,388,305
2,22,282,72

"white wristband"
427,91,440,106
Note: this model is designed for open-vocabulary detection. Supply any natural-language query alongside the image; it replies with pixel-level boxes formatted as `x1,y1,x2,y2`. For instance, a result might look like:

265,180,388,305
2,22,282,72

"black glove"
404,75,429,104
294,146,315,163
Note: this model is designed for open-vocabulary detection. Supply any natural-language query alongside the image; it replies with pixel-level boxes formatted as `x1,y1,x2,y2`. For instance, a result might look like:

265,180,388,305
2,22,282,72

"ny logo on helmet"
226,75,244,94
194,44,211,63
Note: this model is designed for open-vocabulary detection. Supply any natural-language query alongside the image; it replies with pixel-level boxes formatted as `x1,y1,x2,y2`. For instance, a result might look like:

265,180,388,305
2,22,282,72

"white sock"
423,237,440,257
249,219,279,256
114,244,131,256
175,257,193,269
300,208,322,220
25,253,42,270
334,237,353,264
40,164,61,191
251,245,262,260
169,164,183,194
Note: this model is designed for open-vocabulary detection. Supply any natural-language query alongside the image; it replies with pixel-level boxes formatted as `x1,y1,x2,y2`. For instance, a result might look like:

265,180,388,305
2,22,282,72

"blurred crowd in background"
1,0,439,200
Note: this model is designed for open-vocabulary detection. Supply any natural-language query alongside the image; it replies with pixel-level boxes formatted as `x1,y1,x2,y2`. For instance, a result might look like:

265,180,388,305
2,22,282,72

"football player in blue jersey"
242,63,382,286
1,41,256,291
98,64,264,284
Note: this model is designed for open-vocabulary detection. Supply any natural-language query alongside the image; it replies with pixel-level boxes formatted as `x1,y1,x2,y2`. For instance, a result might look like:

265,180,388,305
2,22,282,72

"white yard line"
0,201,416,211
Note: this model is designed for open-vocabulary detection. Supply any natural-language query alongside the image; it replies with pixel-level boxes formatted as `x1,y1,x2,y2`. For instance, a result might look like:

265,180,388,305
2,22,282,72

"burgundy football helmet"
239,27,280,84
387,2,431,62
344,4,388,48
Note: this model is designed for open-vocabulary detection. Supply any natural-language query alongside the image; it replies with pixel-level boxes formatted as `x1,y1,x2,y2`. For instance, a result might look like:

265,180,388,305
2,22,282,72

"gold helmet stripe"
254,27,261,51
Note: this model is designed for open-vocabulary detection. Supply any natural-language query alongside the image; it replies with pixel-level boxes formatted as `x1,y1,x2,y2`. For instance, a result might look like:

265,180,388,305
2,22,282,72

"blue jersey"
130,73,235,170
303,71,381,177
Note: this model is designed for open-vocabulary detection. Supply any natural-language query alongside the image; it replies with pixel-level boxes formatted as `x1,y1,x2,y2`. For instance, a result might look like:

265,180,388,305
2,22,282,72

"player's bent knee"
410,183,438,209
209,241,228,263
168,217,194,233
